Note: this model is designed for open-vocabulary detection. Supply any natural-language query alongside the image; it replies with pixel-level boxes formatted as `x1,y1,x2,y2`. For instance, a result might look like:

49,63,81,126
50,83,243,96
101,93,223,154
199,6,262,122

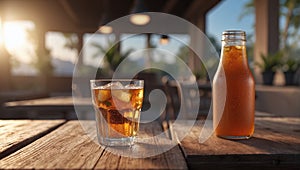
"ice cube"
112,90,131,102
97,90,110,102
102,82,123,89
235,45,242,50
124,84,136,89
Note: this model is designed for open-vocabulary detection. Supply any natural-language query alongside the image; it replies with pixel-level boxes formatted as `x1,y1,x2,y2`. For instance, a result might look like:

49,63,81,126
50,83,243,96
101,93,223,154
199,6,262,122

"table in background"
2,96,92,119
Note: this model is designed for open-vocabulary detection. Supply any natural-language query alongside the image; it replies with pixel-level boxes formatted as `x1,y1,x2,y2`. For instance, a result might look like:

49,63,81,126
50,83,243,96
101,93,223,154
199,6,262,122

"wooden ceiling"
0,0,220,33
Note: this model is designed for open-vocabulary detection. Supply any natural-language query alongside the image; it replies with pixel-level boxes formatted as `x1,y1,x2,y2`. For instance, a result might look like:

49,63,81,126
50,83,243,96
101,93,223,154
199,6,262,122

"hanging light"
160,35,169,45
130,14,150,25
98,14,113,34
98,25,113,34
130,0,150,25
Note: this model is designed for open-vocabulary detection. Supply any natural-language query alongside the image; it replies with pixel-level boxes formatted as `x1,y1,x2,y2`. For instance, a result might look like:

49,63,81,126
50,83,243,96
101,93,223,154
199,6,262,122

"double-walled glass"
213,30,255,139
90,79,144,146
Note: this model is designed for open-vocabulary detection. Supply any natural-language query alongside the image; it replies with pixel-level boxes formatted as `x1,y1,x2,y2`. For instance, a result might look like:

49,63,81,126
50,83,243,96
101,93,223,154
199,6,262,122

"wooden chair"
161,76,180,121
162,76,211,120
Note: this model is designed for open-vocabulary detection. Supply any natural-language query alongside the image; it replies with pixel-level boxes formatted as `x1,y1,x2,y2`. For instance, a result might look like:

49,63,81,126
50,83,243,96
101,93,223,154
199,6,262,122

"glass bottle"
213,30,255,139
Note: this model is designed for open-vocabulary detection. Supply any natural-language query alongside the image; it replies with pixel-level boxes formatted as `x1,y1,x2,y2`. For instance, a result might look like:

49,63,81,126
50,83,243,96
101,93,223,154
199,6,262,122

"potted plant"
281,57,300,85
256,52,282,85
91,40,133,77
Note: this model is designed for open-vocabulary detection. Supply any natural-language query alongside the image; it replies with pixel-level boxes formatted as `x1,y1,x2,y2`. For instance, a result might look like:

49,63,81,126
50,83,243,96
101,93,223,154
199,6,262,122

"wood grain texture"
0,121,103,169
255,116,300,137
94,121,187,170
0,119,65,159
4,96,90,107
175,117,300,169
0,120,187,169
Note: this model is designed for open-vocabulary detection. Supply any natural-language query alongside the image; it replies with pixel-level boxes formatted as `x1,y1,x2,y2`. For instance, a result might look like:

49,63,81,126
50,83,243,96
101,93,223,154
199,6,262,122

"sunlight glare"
2,21,35,64
0,17,3,46
4,22,27,51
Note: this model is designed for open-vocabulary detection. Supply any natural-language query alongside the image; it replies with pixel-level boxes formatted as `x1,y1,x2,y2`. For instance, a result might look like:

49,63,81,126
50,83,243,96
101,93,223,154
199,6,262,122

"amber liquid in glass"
213,44,255,139
92,87,144,138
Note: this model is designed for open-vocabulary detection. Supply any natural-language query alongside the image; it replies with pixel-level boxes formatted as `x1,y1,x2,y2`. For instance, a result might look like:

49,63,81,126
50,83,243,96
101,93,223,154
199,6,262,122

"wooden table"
2,96,92,119
177,116,300,169
0,120,186,169
0,112,299,169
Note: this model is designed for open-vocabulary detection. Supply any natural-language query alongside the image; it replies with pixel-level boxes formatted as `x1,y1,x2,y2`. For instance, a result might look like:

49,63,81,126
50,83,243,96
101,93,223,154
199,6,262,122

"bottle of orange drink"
213,30,255,139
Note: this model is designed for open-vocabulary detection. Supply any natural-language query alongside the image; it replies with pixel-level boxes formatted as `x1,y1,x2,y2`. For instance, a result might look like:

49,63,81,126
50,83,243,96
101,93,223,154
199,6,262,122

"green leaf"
256,52,283,72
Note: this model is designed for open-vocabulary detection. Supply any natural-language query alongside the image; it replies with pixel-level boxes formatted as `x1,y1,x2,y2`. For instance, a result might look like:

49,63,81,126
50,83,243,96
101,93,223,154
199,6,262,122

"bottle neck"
221,41,247,57
222,39,246,47
219,30,250,73
221,39,247,59
220,40,248,69
221,30,246,49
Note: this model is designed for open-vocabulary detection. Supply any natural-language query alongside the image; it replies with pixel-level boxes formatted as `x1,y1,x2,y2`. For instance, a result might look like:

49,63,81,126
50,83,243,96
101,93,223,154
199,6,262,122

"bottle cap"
222,30,246,41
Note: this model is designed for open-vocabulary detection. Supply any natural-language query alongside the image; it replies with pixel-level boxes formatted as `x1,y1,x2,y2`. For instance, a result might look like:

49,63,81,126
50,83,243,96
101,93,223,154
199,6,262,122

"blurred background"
0,0,299,119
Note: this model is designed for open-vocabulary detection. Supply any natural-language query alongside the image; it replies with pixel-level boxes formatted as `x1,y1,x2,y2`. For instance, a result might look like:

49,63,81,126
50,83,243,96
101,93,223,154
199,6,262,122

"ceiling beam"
58,0,80,25
184,0,205,20
162,0,179,13
184,0,220,20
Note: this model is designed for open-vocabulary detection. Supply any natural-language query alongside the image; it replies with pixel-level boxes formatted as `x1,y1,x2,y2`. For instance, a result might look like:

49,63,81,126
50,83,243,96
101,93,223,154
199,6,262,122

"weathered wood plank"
0,119,65,159
187,154,300,170
4,96,90,107
0,121,104,169
94,121,187,170
175,118,300,169
0,120,187,169
255,117,300,137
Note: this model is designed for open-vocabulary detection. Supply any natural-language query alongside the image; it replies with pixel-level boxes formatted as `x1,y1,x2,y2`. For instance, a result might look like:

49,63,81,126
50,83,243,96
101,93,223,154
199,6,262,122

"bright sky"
0,0,253,75
207,0,254,41
3,21,35,64
46,32,78,63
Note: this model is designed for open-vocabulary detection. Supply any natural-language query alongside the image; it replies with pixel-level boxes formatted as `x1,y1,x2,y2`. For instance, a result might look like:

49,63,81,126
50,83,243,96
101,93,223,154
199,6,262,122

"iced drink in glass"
90,79,144,146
